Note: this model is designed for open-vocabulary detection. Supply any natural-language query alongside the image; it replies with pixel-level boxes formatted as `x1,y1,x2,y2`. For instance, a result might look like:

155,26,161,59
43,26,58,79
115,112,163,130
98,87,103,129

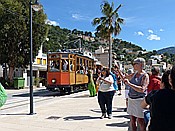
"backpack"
110,72,118,91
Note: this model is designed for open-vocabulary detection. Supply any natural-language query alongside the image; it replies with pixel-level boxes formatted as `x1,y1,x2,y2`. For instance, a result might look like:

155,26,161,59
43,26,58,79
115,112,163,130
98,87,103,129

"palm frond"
92,18,100,26
92,1,124,39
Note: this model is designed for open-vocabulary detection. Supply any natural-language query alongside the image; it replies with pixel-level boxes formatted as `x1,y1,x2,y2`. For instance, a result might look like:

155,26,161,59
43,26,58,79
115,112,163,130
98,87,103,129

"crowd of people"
1,56,175,131
91,57,175,131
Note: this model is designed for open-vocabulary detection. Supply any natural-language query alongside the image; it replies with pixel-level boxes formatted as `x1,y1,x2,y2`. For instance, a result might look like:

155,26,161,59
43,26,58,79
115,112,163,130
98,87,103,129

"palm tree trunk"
109,34,112,72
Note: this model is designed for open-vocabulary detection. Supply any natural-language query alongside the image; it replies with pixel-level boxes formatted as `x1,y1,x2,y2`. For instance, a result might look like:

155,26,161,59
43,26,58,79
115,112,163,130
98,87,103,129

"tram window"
76,65,80,73
84,60,88,74
84,59,86,66
70,60,74,71
49,60,60,72
51,55,56,58
76,57,79,64
50,60,55,68
89,61,92,67
80,58,82,65
79,65,85,74
62,59,68,71
62,54,68,58
55,60,60,70
56,54,60,58
76,57,79,73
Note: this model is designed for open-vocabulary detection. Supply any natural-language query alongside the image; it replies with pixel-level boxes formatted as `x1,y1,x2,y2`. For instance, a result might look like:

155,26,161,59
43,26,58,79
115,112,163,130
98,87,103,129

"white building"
26,44,47,87
14,44,47,87
150,55,162,61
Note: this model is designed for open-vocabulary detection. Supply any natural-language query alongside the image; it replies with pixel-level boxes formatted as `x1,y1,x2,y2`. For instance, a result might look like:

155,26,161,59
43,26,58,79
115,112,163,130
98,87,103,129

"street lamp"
29,0,42,115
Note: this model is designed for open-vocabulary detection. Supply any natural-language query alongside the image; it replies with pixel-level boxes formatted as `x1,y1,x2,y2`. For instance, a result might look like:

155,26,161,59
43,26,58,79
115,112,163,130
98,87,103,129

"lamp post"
29,0,42,115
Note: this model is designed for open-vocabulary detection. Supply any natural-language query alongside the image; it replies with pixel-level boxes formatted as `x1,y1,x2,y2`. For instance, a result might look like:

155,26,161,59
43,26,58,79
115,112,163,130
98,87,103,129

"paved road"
0,88,131,131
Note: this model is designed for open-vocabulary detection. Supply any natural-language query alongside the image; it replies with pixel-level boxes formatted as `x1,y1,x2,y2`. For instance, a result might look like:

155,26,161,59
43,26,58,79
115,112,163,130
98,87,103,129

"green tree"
92,1,124,69
43,25,71,52
0,0,48,82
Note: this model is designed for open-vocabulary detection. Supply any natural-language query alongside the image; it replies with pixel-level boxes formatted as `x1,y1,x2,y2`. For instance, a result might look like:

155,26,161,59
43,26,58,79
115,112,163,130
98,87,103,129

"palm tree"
92,1,124,70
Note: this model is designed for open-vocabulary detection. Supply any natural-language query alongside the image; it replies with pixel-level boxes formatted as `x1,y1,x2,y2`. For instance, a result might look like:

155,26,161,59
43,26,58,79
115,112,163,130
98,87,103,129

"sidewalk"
0,89,130,131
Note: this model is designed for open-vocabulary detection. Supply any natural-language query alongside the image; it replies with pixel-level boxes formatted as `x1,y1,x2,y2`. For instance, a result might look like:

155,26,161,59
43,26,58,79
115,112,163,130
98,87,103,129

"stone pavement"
0,89,130,131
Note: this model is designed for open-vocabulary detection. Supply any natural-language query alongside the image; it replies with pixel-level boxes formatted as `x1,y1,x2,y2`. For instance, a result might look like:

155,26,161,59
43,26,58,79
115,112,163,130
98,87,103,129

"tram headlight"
51,79,56,84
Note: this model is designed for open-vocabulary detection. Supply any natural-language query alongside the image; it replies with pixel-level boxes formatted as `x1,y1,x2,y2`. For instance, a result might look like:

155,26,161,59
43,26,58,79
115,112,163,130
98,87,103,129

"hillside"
46,25,173,55
157,47,175,54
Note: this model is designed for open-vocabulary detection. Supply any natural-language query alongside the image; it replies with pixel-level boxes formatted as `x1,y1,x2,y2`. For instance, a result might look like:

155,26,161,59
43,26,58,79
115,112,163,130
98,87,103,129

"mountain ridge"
157,46,175,54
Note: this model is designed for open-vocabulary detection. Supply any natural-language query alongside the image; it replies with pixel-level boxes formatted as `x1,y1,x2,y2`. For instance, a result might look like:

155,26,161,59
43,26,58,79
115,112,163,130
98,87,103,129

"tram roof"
48,50,94,60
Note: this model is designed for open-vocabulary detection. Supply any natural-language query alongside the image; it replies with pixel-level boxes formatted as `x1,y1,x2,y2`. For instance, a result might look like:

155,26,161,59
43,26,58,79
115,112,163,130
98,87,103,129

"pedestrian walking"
96,68,115,119
115,57,149,131
141,68,174,131
87,69,96,97
110,67,118,92
117,73,122,95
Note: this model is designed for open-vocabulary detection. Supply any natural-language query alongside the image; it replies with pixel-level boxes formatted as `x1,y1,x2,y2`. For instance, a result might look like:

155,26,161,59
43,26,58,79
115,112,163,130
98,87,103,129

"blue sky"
40,0,175,51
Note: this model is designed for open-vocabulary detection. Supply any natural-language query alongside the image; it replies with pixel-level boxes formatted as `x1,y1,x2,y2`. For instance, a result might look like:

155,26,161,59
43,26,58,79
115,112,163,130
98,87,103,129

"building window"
37,58,42,64
43,59,46,65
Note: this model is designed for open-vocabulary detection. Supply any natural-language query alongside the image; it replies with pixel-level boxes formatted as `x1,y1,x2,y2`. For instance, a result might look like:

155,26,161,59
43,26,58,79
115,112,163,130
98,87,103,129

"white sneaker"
108,114,112,119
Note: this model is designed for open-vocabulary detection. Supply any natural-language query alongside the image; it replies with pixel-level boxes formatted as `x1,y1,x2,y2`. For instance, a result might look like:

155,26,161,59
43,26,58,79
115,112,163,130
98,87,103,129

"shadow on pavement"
90,108,128,114
106,121,130,127
90,109,101,113
46,116,61,120
113,114,130,119
112,107,126,112
73,94,90,98
0,113,29,115
63,115,100,121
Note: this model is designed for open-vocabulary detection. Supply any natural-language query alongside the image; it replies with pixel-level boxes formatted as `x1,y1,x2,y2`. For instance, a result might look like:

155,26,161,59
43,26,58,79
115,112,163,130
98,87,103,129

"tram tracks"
0,97,54,111
0,88,85,112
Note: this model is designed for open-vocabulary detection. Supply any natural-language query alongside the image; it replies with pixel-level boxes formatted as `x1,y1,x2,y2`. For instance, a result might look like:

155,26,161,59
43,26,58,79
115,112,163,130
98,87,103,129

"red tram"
46,51,94,93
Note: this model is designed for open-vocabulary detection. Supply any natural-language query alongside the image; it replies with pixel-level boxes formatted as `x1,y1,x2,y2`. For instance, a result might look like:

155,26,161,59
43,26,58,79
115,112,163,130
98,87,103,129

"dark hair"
102,68,110,77
170,65,175,89
161,70,171,89
151,66,160,75
80,66,84,70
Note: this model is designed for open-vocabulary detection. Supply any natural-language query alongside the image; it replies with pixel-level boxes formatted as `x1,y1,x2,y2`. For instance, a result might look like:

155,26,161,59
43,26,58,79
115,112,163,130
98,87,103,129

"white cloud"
148,29,153,33
160,29,164,32
124,17,137,24
147,34,160,41
45,19,59,26
72,13,90,21
136,31,144,36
